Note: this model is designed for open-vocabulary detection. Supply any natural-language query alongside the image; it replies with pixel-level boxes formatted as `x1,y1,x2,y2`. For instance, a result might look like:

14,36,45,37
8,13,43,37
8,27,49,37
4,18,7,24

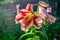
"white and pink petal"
47,14,56,23
26,4,33,12
21,19,33,32
33,17,42,29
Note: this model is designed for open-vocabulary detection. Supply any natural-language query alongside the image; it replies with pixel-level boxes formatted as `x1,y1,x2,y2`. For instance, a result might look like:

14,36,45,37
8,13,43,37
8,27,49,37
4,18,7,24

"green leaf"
34,11,39,15
35,31,48,40
34,36,40,40
26,36,40,40
26,38,34,40
19,33,34,40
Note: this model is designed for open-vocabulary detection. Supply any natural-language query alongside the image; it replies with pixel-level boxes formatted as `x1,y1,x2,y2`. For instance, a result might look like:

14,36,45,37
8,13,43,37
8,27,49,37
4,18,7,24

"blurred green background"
0,0,59,40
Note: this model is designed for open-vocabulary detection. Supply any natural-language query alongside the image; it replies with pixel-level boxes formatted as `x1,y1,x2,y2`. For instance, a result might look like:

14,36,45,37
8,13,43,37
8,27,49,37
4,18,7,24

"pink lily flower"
38,6,56,23
15,4,42,32
38,1,56,23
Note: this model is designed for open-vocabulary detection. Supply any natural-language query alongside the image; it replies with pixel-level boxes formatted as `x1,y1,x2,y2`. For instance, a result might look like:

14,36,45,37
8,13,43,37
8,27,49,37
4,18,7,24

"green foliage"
19,27,48,40
26,38,34,40
34,11,39,15
26,36,40,40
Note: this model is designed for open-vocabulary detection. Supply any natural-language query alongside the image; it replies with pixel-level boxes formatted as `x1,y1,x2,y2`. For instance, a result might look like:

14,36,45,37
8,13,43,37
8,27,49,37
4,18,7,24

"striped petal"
47,14,56,23
37,7,47,24
33,16,42,29
19,9,29,13
15,11,28,24
38,6,48,15
36,15,43,24
15,14,24,24
21,19,32,32
26,4,33,12
38,6,47,19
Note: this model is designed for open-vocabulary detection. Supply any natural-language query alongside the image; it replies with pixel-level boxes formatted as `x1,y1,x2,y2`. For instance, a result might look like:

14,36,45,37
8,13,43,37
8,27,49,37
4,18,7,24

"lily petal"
21,19,32,32
36,16,43,24
26,4,33,11
38,6,47,19
47,14,56,23
15,14,24,24
19,9,29,13
33,16,42,29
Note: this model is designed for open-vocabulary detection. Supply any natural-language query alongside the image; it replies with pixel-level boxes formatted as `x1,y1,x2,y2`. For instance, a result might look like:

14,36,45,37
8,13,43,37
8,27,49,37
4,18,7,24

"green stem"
34,28,36,40
20,26,48,40
19,33,34,40
30,27,37,40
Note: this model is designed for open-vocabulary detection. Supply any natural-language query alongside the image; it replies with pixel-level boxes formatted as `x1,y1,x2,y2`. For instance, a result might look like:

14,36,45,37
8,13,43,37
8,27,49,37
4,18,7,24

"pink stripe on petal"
36,17,43,24
47,14,56,23
38,6,47,19
16,17,24,21
26,4,33,11
33,17,41,29
19,9,29,13
15,17,24,24
24,19,32,28
21,23,32,32
15,14,25,23
19,12,27,16
15,20,19,24
21,19,32,32
34,24,42,29
38,6,48,15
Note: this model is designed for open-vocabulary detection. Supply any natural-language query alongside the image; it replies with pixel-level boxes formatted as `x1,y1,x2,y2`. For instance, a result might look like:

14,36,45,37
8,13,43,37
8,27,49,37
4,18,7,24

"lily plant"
15,1,56,40
15,3,56,32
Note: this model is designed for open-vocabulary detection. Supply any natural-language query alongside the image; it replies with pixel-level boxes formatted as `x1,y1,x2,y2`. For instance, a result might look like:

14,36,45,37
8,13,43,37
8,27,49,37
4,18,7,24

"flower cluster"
15,2,56,32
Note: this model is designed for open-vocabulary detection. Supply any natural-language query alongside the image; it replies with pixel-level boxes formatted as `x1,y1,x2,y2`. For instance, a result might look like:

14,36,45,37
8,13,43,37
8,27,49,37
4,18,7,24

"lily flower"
15,4,42,32
38,2,56,23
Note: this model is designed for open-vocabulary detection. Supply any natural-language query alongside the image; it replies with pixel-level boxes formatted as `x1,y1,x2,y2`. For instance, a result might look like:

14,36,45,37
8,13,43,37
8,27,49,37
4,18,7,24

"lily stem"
33,28,37,40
